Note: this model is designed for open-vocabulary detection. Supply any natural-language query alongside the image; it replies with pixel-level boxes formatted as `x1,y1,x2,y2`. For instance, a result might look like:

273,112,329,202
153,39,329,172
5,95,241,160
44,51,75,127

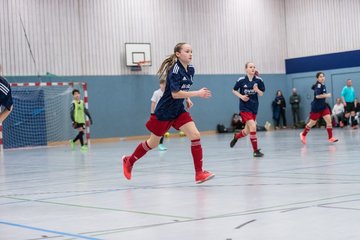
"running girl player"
122,42,215,184
299,72,338,144
229,62,265,157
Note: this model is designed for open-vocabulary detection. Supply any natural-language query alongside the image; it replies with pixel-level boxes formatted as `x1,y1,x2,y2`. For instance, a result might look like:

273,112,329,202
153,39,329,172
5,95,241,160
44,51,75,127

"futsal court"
1,128,359,240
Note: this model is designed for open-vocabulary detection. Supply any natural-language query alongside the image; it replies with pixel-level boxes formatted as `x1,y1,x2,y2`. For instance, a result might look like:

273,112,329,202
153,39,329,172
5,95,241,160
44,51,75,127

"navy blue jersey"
233,75,265,114
0,76,13,111
155,61,195,120
311,81,327,112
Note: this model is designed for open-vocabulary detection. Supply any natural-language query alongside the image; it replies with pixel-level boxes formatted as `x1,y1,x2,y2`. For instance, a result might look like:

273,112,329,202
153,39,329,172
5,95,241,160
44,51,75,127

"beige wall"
0,0,287,75
285,0,360,58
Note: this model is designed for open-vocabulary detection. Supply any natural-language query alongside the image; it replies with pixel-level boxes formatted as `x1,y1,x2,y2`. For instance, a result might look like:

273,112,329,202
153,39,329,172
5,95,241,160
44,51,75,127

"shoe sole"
196,174,215,184
329,139,339,143
253,154,264,157
122,155,131,180
230,139,237,148
69,141,75,150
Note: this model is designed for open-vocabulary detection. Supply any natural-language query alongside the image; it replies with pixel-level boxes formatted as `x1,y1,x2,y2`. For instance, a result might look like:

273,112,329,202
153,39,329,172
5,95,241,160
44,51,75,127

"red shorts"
146,112,193,137
240,112,257,124
309,108,331,121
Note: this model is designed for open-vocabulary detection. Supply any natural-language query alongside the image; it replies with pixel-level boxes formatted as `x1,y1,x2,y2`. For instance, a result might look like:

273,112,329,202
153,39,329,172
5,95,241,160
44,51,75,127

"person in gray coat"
290,88,301,127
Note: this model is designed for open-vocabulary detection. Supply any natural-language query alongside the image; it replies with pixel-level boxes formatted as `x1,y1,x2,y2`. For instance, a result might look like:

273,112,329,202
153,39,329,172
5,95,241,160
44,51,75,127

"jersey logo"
244,89,256,95
181,84,191,90
182,77,188,81
244,84,248,88
317,83,321,88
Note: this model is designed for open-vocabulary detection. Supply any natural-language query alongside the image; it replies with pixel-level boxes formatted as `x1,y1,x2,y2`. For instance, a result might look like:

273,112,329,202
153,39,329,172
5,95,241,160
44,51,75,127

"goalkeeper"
69,89,93,151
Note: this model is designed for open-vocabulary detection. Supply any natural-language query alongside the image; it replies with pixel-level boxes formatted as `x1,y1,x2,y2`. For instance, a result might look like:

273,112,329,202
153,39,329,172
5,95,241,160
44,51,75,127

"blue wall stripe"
0,220,102,240
5,74,286,138
285,49,360,74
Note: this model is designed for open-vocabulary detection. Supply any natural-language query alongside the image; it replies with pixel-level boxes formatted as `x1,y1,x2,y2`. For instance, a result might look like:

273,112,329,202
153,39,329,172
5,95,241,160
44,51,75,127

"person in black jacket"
273,90,287,129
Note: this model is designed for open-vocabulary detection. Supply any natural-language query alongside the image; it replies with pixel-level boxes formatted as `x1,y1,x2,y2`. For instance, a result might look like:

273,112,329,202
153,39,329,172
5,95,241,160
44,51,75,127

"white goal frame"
0,81,90,150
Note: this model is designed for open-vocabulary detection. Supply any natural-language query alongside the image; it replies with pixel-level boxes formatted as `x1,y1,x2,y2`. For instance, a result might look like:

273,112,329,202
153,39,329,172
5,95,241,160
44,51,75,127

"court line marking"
9,194,360,238
0,220,102,240
1,180,359,206
234,219,256,229
0,196,193,220
207,192,360,219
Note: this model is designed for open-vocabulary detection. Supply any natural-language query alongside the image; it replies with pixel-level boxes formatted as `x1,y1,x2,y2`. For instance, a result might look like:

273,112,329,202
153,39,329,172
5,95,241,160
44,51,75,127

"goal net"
0,82,90,149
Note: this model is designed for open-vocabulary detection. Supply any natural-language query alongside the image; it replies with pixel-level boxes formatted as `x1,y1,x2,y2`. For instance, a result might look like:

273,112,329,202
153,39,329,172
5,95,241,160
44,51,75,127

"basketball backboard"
125,43,152,67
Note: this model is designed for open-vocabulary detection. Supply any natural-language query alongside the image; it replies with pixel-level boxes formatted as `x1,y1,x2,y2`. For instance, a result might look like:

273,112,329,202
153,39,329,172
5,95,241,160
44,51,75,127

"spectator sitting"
332,98,345,127
231,113,244,131
317,102,332,128
353,98,360,129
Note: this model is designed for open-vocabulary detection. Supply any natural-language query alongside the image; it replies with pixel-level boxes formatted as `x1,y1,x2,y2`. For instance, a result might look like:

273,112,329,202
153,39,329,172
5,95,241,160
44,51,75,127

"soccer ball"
164,132,170,138
179,131,186,137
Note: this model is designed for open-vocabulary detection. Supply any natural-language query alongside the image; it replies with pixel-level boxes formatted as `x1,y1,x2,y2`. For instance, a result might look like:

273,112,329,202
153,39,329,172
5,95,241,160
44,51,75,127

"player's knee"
249,126,256,132
148,142,158,149
308,120,316,127
188,130,200,140
147,138,160,149
243,129,250,136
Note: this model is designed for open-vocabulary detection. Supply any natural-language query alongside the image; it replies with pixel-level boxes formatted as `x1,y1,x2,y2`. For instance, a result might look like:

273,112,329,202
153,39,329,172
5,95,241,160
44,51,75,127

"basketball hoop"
130,61,151,72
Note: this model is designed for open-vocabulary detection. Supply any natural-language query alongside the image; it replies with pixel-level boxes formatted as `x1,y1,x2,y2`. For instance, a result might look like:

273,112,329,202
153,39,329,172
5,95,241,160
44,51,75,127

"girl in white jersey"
150,79,167,151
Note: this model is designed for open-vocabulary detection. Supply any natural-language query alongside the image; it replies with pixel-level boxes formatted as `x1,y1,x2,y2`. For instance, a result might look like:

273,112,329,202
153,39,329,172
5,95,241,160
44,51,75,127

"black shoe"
230,136,238,148
253,149,264,157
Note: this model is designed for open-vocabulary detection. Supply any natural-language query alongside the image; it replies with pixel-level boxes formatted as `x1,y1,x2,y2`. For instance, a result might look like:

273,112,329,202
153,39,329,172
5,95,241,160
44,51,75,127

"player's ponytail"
157,43,186,80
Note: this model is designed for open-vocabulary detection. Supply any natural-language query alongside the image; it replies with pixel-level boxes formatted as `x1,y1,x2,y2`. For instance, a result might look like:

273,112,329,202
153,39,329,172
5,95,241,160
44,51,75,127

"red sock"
249,131,258,151
191,139,203,173
235,129,247,140
302,125,311,136
129,141,152,165
326,127,333,139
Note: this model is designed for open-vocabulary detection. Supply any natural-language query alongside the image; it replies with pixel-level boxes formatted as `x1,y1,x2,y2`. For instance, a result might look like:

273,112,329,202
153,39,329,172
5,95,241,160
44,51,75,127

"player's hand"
326,93,332,98
186,98,193,110
343,102,347,107
197,88,212,98
241,95,249,102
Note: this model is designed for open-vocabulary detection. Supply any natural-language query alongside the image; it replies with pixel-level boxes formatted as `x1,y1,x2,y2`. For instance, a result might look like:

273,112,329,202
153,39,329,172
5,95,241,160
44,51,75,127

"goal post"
0,81,90,150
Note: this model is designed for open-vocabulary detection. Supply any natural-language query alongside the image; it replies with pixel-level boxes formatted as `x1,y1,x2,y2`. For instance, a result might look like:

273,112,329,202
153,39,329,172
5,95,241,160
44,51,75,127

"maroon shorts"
240,112,257,124
146,112,193,137
309,108,331,121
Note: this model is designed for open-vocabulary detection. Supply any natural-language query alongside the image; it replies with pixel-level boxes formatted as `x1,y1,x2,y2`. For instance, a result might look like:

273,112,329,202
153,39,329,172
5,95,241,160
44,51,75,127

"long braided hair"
157,43,187,80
